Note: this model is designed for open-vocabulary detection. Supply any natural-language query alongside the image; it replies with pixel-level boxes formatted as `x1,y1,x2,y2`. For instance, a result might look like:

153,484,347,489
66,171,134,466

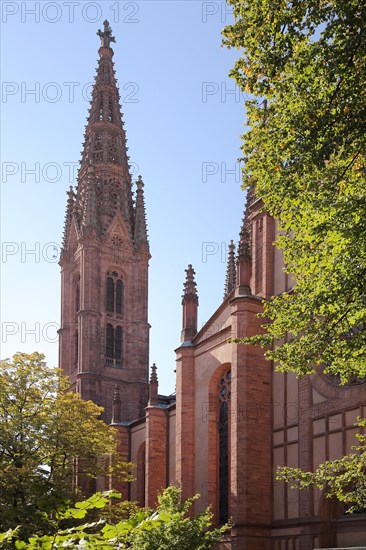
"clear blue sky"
1,0,247,395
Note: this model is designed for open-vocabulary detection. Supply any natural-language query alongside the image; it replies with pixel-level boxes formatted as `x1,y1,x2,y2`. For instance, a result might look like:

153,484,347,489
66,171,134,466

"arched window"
115,326,123,362
75,282,80,313
106,324,114,359
116,280,124,315
74,329,79,368
136,442,146,507
218,370,231,524
106,277,115,313
106,273,124,316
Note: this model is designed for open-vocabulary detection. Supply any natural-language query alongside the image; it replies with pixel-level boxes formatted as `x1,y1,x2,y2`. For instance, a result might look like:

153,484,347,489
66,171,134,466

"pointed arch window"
106,277,115,312
98,96,103,121
74,329,79,369
106,272,124,317
116,280,124,315
108,100,113,122
218,370,231,524
75,282,80,313
115,326,123,362
106,324,114,359
106,324,123,366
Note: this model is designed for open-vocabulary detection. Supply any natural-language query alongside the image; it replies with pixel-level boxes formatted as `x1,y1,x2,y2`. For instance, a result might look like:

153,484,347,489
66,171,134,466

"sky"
0,0,248,395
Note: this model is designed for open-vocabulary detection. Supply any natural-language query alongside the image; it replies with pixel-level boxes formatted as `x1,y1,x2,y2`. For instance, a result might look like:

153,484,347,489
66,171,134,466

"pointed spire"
134,176,149,249
62,186,75,249
181,265,199,342
148,363,159,406
112,384,122,423
71,22,134,237
236,195,252,295
224,240,236,299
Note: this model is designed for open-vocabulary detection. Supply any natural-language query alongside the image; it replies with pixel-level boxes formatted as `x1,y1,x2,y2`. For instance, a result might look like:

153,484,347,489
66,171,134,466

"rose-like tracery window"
111,235,123,249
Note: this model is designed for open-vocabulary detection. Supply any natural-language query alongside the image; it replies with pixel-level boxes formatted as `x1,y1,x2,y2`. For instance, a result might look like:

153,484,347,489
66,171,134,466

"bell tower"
59,21,150,423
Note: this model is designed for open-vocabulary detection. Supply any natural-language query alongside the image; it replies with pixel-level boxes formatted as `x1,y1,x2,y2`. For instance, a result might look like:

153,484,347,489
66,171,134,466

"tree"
279,418,366,512
1,486,230,549
0,352,132,536
223,0,366,507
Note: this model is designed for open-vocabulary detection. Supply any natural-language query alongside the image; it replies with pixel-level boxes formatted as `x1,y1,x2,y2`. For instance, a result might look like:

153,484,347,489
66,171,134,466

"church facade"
59,22,366,550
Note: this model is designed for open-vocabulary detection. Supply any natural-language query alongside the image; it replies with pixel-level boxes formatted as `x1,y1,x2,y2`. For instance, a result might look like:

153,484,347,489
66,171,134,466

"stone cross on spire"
97,20,116,48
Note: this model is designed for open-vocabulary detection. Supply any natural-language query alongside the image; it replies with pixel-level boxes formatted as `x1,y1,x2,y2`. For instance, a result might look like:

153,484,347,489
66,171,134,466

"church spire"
223,240,236,299
59,24,151,426
181,264,199,342
72,20,134,237
134,176,149,250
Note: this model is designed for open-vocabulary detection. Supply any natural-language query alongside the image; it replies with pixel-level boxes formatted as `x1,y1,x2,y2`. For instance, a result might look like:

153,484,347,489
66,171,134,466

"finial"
97,20,116,48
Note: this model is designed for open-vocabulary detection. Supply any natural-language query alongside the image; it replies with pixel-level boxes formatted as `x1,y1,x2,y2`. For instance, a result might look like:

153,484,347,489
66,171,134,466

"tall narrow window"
106,324,114,358
116,280,124,315
75,282,80,313
115,326,123,362
218,370,231,524
106,277,114,312
106,273,124,316
74,329,79,367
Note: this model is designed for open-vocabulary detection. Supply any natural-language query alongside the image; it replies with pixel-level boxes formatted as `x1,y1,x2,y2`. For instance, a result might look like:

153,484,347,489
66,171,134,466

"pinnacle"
62,187,75,248
182,264,198,303
150,363,158,385
224,240,236,298
238,203,251,263
134,176,149,248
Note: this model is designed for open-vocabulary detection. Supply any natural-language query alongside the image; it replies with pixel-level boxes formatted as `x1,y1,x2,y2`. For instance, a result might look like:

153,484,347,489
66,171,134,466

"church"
58,21,366,550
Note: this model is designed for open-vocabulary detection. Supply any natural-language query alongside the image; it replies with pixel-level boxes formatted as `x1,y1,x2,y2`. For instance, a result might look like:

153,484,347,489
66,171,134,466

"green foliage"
124,486,230,550
95,499,141,525
223,0,366,382
0,352,133,537
0,486,230,549
223,0,366,507
277,418,366,512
